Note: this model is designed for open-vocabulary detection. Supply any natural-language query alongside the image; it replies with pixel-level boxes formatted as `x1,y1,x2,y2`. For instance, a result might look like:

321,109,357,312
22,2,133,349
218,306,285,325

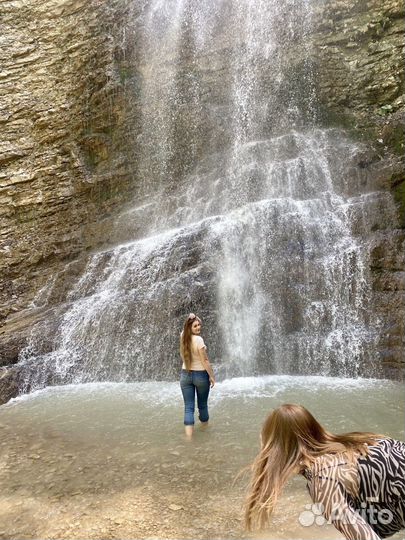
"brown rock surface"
0,0,139,367
312,0,405,219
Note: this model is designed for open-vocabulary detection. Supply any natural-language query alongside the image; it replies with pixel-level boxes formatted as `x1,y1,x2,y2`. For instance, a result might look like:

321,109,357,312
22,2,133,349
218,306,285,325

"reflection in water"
0,376,403,539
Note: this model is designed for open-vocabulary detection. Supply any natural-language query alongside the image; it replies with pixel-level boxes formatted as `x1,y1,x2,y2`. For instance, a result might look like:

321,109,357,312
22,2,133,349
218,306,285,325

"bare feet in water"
184,425,194,440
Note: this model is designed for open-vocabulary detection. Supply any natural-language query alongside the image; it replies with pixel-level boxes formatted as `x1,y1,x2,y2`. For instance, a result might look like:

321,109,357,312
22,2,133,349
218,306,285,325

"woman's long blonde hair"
245,403,382,531
180,313,201,371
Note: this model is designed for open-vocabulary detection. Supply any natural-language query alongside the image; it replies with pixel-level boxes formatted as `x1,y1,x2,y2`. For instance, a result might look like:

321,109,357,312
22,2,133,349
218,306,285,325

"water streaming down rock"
17,0,398,391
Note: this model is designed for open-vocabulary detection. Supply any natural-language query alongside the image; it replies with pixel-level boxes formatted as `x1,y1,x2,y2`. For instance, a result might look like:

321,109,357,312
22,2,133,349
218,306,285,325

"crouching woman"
245,403,405,540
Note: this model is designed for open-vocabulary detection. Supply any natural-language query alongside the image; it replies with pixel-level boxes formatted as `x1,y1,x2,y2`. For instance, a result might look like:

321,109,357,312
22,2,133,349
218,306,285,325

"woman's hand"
210,377,215,388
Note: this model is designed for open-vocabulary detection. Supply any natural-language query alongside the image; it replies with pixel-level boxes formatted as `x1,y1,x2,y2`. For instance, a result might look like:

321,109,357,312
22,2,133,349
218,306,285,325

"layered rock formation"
311,0,405,378
0,0,404,402
1,0,141,363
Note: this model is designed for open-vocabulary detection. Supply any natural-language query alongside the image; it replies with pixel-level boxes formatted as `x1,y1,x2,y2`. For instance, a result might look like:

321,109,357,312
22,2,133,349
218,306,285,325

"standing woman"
245,403,405,540
179,313,215,439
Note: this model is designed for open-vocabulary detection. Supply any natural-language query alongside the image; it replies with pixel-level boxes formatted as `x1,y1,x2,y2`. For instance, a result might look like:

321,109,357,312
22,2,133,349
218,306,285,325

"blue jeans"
180,370,210,426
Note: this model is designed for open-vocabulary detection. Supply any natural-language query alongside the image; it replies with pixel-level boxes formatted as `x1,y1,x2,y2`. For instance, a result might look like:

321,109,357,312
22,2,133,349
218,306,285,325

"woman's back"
304,438,405,539
181,333,206,370
357,438,405,537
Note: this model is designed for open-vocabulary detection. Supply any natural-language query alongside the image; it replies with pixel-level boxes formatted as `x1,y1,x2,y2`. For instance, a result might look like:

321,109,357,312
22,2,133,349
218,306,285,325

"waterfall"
18,0,397,391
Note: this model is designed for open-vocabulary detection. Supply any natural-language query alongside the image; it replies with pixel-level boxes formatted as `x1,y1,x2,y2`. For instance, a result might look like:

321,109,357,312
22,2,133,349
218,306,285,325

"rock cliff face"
0,0,141,362
0,0,404,401
311,0,405,379
312,0,404,203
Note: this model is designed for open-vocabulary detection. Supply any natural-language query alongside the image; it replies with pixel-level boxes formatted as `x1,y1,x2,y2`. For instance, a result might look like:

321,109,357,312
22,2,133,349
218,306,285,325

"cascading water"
17,0,398,391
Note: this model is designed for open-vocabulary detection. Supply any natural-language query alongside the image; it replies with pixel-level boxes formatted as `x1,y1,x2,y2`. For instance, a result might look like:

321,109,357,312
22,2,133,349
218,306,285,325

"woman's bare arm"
198,347,215,387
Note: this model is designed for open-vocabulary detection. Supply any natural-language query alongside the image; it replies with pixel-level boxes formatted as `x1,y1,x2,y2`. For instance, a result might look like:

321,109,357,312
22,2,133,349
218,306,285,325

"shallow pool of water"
0,376,403,539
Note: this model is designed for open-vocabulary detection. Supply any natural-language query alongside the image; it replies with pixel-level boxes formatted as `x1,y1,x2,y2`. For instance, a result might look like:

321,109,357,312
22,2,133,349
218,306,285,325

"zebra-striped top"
303,438,405,539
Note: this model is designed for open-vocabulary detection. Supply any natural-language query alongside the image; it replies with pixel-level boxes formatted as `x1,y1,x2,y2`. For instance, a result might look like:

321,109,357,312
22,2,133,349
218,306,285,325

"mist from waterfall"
18,0,397,391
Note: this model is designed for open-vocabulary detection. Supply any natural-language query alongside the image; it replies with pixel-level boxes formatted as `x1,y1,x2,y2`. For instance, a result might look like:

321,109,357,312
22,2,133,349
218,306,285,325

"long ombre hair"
180,313,201,371
245,403,382,531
